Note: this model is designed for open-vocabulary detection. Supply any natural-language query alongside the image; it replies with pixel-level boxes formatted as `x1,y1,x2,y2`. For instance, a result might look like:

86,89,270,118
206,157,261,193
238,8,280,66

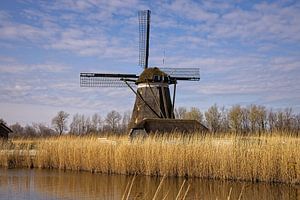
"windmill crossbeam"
171,77,200,81
80,73,138,78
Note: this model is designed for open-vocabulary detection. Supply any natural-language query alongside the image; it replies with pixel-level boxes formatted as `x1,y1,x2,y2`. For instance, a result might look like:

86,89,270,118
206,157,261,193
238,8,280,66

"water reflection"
0,169,299,200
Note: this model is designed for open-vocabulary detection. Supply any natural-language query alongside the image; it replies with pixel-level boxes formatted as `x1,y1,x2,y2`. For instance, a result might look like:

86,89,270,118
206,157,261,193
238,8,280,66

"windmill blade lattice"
138,10,151,69
160,68,200,81
80,73,138,88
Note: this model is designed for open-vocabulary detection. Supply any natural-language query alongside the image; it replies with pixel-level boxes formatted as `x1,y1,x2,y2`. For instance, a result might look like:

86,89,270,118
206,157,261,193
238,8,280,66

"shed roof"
0,123,12,139
0,123,12,133
131,118,208,134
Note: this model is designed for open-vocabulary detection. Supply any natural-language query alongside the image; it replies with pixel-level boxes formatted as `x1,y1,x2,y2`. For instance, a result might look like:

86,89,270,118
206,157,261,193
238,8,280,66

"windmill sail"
138,10,151,69
80,73,138,87
160,68,200,81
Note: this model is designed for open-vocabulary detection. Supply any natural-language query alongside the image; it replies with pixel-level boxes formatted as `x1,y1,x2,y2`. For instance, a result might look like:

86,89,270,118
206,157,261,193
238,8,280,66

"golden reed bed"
0,133,299,184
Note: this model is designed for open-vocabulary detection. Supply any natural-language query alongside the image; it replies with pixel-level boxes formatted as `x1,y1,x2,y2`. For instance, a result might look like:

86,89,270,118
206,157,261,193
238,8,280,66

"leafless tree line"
4,110,131,137
175,104,300,135
68,111,131,135
8,123,56,138
2,104,300,137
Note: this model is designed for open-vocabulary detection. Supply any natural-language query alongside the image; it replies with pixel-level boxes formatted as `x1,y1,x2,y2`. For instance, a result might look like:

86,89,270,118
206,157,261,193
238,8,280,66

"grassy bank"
0,133,299,184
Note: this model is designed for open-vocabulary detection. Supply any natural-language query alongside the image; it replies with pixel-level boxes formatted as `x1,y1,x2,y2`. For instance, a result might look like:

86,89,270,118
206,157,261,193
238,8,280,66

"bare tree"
51,111,69,135
23,125,37,137
33,123,55,137
257,106,267,133
184,107,203,123
0,118,6,125
105,110,122,133
228,105,243,134
249,105,259,133
276,111,284,132
121,111,131,133
283,108,293,132
10,123,23,137
241,107,250,134
174,107,187,119
69,114,87,135
85,117,92,134
205,104,221,133
219,106,230,133
70,114,79,135
295,114,300,136
91,113,102,133
268,109,277,133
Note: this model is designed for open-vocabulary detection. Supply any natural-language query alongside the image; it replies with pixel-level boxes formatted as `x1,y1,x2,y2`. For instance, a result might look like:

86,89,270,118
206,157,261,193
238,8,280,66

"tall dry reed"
0,133,299,184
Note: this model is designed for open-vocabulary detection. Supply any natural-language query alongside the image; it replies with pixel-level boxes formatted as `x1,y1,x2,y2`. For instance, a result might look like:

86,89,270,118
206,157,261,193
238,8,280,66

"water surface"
0,169,299,200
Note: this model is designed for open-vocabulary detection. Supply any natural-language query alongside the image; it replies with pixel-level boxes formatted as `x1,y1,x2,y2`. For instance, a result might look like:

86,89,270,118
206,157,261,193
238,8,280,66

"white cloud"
167,0,219,22
0,55,16,63
0,63,69,73
0,10,10,21
269,57,300,71
0,23,47,41
211,2,300,42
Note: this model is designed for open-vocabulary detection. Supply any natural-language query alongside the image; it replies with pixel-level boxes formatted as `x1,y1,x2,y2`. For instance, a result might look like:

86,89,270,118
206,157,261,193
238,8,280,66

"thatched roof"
136,67,169,83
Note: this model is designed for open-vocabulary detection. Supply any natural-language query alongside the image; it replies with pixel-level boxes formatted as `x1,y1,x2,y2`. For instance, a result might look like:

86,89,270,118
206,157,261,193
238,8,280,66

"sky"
0,0,300,126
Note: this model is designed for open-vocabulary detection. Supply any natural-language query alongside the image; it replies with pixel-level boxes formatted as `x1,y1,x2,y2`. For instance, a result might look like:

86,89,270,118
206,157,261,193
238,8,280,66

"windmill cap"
136,67,169,84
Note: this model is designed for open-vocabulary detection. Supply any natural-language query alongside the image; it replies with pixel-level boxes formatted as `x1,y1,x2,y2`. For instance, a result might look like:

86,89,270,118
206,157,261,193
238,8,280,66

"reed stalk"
175,180,186,200
182,184,191,200
126,174,136,200
152,175,166,200
0,133,299,184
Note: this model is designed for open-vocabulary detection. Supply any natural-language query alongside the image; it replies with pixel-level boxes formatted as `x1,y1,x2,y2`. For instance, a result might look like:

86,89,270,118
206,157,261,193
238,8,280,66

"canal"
0,169,298,199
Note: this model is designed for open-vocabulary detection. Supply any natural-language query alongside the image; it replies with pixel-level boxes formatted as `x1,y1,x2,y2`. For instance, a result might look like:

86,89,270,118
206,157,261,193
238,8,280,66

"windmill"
80,10,208,136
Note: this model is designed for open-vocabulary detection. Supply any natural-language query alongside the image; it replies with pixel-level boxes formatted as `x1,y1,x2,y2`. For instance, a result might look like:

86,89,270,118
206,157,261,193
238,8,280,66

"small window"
153,75,160,81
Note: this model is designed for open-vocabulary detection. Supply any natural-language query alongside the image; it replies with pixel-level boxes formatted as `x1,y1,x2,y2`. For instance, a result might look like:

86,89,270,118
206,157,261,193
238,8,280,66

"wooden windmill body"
80,10,208,136
131,68,173,123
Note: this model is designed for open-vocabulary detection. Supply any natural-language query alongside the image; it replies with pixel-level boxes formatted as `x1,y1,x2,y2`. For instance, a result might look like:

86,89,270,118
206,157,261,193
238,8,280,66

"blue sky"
0,0,300,125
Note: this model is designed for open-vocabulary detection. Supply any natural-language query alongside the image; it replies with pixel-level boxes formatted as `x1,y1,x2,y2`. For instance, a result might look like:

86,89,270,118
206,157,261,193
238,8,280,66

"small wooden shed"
129,118,208,137
0,122,12,140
